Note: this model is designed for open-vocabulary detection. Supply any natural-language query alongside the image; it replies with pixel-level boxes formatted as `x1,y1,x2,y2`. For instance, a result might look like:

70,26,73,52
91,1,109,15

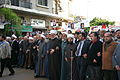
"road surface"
0,68,48,80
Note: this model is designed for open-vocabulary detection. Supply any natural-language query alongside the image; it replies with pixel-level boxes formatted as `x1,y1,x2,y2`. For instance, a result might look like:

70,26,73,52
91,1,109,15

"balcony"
0,0,32,9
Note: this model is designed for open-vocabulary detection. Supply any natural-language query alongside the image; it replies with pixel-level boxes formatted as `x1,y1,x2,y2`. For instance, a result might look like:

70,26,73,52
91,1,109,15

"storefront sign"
31,19,45,28
11,25,33,32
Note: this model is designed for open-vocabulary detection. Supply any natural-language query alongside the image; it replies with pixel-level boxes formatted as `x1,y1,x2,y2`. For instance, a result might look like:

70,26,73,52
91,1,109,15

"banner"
11,25,33,32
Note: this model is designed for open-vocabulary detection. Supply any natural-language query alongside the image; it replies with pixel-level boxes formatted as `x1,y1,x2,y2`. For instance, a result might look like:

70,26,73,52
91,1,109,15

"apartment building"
0,0,73,32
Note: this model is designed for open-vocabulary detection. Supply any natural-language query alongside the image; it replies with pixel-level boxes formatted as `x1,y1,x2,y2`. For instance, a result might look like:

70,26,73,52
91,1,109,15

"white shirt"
76,40,85,56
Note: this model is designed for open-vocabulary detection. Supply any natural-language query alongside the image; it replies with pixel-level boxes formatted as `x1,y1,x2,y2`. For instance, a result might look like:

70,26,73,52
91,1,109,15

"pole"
70,49,73,80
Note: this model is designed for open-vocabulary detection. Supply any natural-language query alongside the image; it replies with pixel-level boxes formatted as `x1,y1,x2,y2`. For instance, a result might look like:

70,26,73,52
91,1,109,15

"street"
0,68,48,80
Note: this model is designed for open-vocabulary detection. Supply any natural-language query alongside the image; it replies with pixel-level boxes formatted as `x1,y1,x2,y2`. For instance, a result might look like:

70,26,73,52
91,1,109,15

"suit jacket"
81,40,90,56
76,40,90,56
0,41,11,59
88,40,103,66
112,44,120,67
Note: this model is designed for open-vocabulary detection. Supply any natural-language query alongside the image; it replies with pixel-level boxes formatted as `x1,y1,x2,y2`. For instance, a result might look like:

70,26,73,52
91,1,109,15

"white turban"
62,32,68,35
67,34,74,39
12,34,17,38
6,37,11,40
50,30,57,34
40,34,46,39
29,37,33,40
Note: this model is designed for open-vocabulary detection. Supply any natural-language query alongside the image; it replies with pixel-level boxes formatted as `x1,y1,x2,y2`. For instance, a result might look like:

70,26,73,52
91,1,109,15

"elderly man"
11,34,19,66
60,32,68,80
102,32,118,80
34,34,47,78
65,34,78,80
0,35,15,77
48,30,62,80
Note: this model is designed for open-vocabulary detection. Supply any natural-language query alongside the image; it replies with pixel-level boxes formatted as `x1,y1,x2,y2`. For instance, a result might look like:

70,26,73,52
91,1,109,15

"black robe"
48,38,62,80
65,43,79,80
11,39,19,65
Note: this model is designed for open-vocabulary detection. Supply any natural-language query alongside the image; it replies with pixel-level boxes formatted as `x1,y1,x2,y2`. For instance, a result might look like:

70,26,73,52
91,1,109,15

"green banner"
11,25,33,32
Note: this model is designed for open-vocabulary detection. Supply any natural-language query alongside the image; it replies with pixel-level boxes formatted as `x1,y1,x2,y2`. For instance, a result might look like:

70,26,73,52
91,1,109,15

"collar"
92,39,98,43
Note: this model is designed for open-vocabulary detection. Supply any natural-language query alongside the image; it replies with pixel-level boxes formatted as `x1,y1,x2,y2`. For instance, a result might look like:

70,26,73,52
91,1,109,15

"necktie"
76,42,82,56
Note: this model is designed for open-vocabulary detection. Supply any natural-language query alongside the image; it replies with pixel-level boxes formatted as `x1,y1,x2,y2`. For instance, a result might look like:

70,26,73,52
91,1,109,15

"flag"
102,24,106,29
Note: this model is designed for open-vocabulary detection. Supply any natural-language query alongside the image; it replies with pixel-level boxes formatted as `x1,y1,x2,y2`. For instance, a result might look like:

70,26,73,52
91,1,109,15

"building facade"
0,0,74,32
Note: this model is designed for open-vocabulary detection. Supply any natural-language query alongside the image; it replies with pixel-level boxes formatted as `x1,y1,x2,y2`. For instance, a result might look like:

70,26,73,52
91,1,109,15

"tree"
0,8,22,36
90,17,115,26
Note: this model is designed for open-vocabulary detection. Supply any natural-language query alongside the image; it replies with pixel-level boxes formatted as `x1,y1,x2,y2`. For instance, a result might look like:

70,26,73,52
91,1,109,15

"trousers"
0,58,15,75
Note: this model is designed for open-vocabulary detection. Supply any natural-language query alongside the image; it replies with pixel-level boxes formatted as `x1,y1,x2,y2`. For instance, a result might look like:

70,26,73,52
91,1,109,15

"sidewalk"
0,68,48,80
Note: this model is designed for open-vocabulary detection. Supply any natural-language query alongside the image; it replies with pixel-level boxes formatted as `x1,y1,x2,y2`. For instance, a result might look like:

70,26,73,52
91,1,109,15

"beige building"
0,0,74,32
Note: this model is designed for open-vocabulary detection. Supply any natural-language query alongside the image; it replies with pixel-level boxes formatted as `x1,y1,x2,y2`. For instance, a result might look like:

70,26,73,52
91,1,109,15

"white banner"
31,19,45,28
80,20,90,27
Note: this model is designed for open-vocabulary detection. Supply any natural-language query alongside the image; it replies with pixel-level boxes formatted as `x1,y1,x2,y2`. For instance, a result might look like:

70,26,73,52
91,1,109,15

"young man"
0,35,15,77
75,32,90,80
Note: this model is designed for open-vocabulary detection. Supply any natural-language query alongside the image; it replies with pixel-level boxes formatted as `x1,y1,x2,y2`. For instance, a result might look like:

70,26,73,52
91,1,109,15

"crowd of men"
0,29,120,80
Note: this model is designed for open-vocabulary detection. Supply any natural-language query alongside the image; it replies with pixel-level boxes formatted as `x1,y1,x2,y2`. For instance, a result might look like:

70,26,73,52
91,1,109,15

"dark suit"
76,40,90,80
86,40,102,80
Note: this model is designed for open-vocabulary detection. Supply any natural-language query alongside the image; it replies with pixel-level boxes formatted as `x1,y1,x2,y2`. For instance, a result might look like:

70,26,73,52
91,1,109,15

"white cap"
12,34,17,38
6,37,11,40
29,37,33,40
62,32,68,35
40,34,46,39
67,34,74,39
50,30,57,34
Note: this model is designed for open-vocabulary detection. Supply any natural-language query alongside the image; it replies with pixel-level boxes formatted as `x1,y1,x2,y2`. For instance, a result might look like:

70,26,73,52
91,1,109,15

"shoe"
0,74,2,77
34,75,40,78
0,72,2,77
9,72,15,76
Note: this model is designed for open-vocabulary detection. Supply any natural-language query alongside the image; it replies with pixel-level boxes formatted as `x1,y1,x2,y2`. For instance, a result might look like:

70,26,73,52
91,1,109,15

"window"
38,0,48,6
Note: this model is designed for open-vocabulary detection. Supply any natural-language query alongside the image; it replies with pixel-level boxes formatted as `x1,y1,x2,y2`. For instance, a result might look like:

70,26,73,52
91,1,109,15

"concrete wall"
31,0,53,13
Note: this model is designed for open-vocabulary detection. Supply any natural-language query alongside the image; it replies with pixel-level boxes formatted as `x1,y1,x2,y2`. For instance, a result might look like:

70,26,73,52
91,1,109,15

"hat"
12,34,17,38
50,30,57,34
29,37,33,40
6,37,11,40
67,34,74,39
62,32,68,35
40,34,46,39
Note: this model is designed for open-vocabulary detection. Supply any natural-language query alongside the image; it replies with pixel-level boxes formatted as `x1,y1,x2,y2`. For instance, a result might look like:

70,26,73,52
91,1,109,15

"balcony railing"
0,0,32,9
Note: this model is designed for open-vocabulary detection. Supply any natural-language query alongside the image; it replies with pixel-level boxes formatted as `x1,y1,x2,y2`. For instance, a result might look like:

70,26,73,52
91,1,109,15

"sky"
72,0,120,21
